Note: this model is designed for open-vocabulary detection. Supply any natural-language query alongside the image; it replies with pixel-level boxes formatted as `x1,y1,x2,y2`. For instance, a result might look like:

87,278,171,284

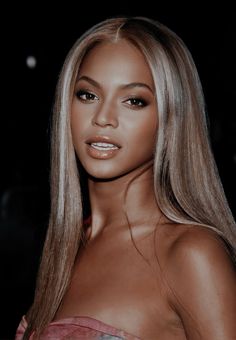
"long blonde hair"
23,16,236,338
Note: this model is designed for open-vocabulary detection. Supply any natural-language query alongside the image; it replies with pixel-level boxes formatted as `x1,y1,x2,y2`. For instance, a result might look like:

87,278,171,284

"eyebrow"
77,75,154,94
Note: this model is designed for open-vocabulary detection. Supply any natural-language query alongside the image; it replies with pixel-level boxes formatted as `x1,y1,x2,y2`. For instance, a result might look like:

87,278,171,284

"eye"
125,97,148,108
75,90,99,102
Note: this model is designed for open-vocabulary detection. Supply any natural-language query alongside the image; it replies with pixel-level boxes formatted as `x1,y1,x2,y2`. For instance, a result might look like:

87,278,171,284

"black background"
1,3,235,339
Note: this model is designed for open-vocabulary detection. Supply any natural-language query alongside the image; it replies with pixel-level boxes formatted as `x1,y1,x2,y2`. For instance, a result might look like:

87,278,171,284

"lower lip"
86,144,120,159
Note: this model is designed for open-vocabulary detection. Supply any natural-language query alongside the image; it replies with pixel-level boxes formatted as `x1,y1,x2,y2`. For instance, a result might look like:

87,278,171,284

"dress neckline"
53,315,140,338
21,314,141,339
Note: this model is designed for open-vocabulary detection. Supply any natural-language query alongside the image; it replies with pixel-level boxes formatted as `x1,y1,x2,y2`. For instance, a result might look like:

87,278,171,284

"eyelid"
75,88,97,95
123,96,148,107
75,89,99,101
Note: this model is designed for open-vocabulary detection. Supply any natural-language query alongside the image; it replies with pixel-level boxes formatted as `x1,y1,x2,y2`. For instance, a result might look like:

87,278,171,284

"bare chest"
55,230,185,339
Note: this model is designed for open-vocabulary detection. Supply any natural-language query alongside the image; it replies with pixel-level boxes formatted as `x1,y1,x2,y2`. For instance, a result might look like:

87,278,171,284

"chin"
82,163,126,181
86,169,123,181
79,157,153,181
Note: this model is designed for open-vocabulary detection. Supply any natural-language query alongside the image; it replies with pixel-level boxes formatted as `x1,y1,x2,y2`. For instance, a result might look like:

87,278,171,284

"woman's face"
71,39,158,179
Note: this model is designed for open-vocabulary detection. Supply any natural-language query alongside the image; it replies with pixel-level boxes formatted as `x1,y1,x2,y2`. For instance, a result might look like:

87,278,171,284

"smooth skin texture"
55,40,236,339
71,39,160,237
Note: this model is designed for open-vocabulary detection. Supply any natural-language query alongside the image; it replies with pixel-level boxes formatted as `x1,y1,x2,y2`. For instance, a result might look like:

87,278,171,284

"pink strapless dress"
15,315,141,339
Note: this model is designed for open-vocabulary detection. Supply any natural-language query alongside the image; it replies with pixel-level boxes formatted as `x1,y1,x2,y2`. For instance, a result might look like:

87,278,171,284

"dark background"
1,3,235,339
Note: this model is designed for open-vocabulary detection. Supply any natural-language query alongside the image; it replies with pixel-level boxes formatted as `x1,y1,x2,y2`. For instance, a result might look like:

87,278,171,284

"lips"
85,135,121,149
85,135,121,159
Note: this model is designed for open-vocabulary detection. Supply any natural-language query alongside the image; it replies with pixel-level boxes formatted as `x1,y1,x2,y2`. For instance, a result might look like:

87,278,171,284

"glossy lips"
85,136,121,159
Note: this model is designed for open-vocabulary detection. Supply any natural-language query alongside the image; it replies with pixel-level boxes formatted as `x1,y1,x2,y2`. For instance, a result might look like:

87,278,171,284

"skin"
70,39,161,237
54,39,236,339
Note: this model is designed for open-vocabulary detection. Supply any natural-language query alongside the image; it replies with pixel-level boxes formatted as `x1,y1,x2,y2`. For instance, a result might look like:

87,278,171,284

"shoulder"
157,222,232,263
164,224,236,285
161,224,236,338
166,224,235,270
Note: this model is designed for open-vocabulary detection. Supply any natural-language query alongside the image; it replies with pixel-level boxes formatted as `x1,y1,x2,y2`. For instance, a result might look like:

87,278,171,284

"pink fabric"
15,315,141,339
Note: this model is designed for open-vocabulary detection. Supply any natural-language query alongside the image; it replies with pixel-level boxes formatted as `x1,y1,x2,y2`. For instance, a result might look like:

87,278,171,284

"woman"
16,16,236,339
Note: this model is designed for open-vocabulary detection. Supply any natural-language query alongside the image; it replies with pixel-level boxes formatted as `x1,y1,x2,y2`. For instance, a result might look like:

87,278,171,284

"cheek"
130,113,158,150
70,109,85,151
70,99,93,142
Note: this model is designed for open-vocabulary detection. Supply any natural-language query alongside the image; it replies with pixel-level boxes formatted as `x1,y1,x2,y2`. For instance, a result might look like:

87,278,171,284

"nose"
92,102,119,128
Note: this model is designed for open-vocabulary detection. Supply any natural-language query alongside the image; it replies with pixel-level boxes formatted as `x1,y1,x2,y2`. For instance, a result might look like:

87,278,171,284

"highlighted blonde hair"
23,16,236,338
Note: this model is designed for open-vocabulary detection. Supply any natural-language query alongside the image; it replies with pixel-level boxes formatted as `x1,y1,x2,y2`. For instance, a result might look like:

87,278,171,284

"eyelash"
75,90,98,102
125,98,147,107
75,89,148,108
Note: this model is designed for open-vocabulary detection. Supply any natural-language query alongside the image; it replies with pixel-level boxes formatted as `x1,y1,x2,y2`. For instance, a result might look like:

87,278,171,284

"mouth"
86,135,121,148
85,136,121,159
89,142,119,151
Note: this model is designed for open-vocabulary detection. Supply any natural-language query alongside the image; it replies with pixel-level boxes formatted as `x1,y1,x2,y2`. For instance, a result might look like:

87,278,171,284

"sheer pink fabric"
15,315,141,339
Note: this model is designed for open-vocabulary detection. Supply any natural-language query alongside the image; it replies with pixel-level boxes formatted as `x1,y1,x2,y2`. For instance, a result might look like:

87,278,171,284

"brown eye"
125,97,147,107
76,90,98,102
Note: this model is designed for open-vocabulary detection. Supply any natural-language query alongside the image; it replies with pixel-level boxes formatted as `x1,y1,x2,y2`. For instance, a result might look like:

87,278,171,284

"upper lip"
85,135,121,148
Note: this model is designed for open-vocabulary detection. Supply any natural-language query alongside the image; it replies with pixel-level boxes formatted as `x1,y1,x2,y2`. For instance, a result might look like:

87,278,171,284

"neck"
87,161,162,237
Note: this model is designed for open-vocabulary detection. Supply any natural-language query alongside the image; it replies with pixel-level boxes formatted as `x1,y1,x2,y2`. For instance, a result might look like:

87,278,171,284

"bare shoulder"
159,223,236,339
155,224,236,299
165,224,235,267
161,223,236,280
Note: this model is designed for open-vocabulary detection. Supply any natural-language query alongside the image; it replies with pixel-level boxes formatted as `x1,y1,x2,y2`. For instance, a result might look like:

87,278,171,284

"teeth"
91,142,118,150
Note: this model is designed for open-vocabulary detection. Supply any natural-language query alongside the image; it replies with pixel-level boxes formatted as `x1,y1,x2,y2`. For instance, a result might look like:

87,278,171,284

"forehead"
78,39,154,86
